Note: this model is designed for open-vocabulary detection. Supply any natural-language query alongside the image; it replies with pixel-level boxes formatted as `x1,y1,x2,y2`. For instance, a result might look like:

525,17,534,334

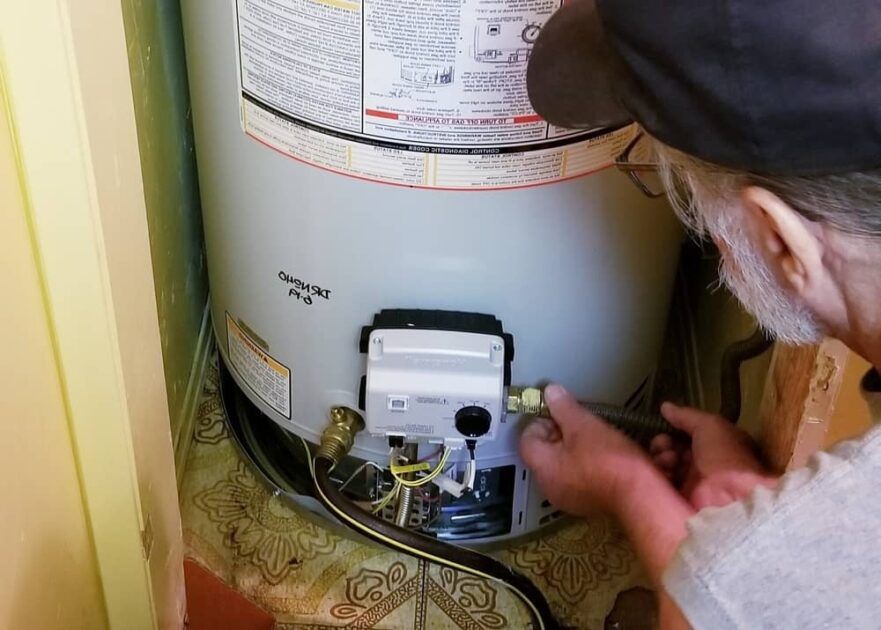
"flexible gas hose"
508,386,685,445
312,453,561,630
508,326,773,441
582,402,685,445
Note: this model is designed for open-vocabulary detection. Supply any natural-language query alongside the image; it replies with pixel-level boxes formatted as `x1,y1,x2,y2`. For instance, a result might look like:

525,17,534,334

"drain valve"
316,406,365,467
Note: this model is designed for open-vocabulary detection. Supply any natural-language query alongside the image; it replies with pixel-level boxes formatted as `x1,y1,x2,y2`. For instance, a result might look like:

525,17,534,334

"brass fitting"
316,406,365,467
506,386,549,418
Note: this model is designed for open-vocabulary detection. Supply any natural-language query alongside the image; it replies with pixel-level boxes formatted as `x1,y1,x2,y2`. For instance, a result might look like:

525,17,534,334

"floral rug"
180,356,653,629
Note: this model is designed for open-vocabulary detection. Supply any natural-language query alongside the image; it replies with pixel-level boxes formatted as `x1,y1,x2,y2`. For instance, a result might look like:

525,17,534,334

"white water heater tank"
181,0,682,542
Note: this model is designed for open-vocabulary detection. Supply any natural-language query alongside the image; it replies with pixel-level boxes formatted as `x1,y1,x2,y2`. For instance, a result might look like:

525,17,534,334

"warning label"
232,0,635,189
226,314,291,419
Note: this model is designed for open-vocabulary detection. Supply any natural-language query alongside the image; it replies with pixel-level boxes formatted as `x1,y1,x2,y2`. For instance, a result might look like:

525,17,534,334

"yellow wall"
3,0,189,624
65,2,188,623
0,72,107,630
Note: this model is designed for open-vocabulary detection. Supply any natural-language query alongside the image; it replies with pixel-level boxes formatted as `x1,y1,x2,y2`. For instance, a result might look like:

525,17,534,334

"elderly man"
520,1,881,628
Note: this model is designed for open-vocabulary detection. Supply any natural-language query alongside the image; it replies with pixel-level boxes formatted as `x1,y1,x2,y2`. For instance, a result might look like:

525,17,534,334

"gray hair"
653,141,881,239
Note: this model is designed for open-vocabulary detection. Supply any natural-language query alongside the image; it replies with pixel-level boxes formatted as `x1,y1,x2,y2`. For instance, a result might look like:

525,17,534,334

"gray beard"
708,210,823,345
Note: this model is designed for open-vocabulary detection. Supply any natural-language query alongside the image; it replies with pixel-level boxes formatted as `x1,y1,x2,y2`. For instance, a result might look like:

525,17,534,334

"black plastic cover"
359,309,515,385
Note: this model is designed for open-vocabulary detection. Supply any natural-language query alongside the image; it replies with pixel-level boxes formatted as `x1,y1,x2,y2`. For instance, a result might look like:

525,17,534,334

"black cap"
527,0,881,176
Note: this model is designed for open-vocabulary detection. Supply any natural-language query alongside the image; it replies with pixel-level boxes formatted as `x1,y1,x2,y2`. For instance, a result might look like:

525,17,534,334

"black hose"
312,456,562,630
718,328,774,423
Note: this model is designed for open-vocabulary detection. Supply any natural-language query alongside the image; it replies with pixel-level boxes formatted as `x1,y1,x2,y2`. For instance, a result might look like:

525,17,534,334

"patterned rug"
180,356,654,629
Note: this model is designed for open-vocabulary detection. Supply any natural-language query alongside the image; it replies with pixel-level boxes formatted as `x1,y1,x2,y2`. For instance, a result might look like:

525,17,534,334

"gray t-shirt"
664,376,881,629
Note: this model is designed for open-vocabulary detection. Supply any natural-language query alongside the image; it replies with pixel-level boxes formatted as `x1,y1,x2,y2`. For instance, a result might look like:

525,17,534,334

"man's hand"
650,402,778,510
519,384,658,517
518,384,695,593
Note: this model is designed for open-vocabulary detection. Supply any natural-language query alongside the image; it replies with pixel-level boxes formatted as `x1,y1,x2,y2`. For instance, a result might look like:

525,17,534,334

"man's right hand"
651,403,779,510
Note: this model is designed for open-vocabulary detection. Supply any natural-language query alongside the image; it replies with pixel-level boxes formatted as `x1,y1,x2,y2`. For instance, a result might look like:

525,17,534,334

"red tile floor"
184,559,275,630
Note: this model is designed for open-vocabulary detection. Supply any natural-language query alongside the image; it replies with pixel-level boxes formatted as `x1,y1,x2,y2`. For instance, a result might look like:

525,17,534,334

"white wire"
466,459,477,490
299,436,315,477
338,461,386,493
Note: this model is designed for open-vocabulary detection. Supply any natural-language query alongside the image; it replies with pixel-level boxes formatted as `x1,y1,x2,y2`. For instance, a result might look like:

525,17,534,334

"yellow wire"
371,481,401,514
299,436,315,477
390,447,452,488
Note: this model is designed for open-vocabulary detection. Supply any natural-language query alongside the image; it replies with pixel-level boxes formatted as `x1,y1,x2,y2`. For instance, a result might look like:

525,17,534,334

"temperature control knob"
455,406,492,438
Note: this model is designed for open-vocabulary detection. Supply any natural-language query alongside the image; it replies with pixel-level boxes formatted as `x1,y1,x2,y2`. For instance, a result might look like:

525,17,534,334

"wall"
660,244,772,436
121,0,210,453
826,353,873,446
0,71,107,630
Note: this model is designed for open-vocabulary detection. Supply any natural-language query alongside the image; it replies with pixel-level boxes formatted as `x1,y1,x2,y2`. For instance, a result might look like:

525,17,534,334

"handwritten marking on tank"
278,271,333,306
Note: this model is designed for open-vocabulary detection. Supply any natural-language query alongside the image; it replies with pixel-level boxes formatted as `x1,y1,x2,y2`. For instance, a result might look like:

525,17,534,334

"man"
520,1,881,628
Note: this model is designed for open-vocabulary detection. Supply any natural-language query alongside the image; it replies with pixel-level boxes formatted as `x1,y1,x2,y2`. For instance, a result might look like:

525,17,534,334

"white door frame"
1,2,184,628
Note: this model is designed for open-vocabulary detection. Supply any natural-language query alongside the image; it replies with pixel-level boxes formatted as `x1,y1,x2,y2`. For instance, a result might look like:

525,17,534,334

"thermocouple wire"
390,447,452,488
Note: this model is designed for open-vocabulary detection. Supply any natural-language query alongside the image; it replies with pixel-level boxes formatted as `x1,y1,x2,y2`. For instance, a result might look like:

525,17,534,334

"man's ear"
740,186,824,296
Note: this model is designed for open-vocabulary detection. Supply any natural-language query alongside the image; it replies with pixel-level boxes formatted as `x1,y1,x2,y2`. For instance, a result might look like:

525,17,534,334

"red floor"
184,559,275,630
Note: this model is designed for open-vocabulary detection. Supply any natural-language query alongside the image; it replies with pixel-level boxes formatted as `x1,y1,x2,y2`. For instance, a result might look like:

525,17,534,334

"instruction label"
226,314,291,418
232,0,635,189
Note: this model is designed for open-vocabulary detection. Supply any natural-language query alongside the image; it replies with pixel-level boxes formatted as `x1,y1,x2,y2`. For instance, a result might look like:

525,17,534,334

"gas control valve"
359,310,513,447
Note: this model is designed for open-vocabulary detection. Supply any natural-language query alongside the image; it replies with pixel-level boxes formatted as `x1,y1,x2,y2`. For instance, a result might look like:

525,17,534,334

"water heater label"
231,0,635,190
226,314,292,419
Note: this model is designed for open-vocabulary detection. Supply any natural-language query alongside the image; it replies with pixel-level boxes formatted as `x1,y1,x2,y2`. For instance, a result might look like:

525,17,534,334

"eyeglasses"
614,131,666,198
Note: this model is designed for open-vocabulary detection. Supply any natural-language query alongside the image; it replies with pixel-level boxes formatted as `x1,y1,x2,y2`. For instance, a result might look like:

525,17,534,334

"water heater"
181,0,682,544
